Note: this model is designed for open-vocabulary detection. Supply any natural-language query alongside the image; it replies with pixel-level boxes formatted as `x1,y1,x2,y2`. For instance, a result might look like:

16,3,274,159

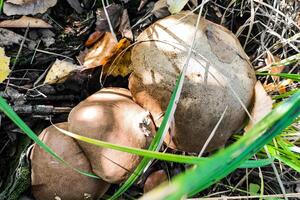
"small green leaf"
249,183,260,195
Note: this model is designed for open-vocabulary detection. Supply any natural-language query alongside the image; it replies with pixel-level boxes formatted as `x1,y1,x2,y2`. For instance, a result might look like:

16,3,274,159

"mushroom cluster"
30,11,256,199
30,88,156,199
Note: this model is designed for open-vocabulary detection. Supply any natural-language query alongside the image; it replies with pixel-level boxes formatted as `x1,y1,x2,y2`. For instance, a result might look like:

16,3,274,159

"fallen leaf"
96,4,123,32
152,0,170,19
263,79,293,94
44,59,82,84
167,0,189,14
83,32,118,68
3,0,57,16
265,51,285,82
0,28,24,46
278,79,293,94
85,31,104,47
83,32,132,77
263,83,276,93
245,81,273,131
6,0,33,5
118,9,133,40
270,65,285,82
0,16,52,28
103,38,132,77
66,0,83,14
0,47,11,83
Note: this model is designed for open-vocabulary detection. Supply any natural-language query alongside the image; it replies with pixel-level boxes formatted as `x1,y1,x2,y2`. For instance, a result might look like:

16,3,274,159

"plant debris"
0,47,11,83
0,16,52,28
3,0,57,16
44,59,82,84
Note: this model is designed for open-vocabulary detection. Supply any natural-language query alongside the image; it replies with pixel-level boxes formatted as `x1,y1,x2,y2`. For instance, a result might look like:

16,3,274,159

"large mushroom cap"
129,11,256,152
30,122,110,200
68,87,156,183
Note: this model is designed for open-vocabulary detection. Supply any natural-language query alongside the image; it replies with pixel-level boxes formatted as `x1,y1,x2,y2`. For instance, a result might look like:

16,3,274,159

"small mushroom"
68,88,156,183
30,122,110,200
129,11,256,153
143,170,168,193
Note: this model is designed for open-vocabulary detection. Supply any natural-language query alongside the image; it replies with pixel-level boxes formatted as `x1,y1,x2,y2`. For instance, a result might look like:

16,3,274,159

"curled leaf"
83,32,118,68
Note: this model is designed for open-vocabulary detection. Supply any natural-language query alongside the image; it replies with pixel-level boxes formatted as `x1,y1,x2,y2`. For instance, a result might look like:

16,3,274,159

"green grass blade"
272,89,299,100
0,0,3,14
256,72,300,81
140,90,300,200
108,11,203,198
0,97,99,179
269,53,300,67
54,125,207,165
0,94,276,181
267,145,300,172
239,158,274,168
56,124,276,168
108,64,187,199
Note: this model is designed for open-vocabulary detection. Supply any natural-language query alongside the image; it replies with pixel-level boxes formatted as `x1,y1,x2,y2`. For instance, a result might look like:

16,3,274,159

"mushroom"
68,88,156,183
143,170,168,193
129,11,256,153
30,122,110,200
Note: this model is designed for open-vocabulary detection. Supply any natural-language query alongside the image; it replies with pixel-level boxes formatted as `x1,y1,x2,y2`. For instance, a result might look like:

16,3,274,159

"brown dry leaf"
265,51,285,82
263,79,293,94
44,59,82,84
118,9,133,40
103,38,132,77
152,0,170,19
83,33,132,77
6,0,34,5
95,4,123,32
0,16,52,28
278,79,293,94
263,83,276,93
245,81,273,132
3,0,57,16
83,32,118,68
85,31,104,47
0,47,11,83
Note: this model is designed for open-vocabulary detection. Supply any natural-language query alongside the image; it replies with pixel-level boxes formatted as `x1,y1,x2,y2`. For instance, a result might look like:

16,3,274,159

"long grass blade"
256,72,300,81
0,0,3,14
0,97,99,179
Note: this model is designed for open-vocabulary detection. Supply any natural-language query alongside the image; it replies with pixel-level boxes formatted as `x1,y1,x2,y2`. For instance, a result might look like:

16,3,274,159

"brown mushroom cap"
129,11,256,153
68,88,156,183
143,170,168,193
30,122,110,200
